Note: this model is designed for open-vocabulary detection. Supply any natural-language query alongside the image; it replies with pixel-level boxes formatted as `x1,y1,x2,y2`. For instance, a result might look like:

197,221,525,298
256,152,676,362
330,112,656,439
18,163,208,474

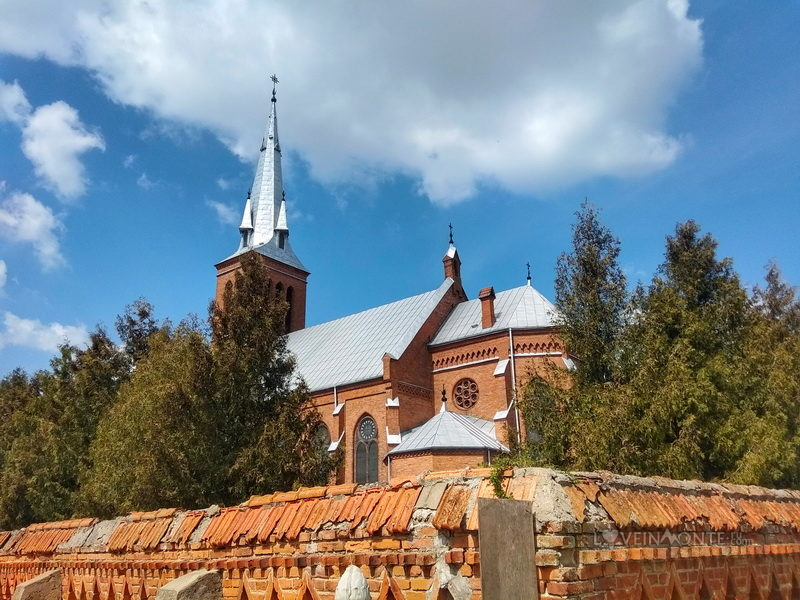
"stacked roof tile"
3,469,800,557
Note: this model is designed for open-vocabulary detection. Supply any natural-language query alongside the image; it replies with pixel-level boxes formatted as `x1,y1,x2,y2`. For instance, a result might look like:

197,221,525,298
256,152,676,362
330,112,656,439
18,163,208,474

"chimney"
479,286,496,328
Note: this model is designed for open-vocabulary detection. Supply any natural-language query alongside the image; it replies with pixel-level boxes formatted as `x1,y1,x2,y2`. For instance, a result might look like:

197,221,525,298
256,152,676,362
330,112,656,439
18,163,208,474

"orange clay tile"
167,512,204,546
562,486,587,523
273,501,301,540
326,483,357,497
305,497,331,531
387,486,420,534
366,488,402,535
256,505,286,543
271,490,299,503
297,486,327,500
432,485,472,531
245,493,274,508
574,480,601,502
286,498,317,540
351,489,384,531
508,476,537,502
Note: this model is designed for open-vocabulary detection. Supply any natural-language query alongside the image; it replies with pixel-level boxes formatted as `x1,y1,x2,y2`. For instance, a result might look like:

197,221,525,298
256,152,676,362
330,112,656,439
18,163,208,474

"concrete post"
155,570,221,600
11,569,61,600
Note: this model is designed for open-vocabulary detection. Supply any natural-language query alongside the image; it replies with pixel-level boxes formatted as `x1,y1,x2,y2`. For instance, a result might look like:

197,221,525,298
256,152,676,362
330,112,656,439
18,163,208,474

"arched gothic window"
285,286,294,331
314,423,331,450
355,415,378,484
275,282,284,297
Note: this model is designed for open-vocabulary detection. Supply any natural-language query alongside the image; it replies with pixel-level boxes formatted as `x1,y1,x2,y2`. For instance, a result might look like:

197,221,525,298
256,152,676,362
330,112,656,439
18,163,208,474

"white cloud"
0,80,31,125
21,101,105,199
0,0,703,204
123,153,136,168
0,187,65,270
0,260,6,292
137,172,154,189
206,199,238,225
216,177,231,190
0,311,89,352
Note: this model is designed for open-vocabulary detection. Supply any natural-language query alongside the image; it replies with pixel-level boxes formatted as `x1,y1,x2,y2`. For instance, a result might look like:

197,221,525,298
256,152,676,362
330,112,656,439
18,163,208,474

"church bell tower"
214,75,309,333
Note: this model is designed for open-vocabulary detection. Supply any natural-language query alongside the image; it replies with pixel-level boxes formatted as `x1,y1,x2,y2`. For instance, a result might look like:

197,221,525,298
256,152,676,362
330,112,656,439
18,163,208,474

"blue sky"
0,0,798,374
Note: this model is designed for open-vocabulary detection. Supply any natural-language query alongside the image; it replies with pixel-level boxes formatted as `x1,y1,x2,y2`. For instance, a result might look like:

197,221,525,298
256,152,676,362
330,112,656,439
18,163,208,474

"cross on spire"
526,262,532,285
270,74,279,102
448,223,454,246
440,385,448,413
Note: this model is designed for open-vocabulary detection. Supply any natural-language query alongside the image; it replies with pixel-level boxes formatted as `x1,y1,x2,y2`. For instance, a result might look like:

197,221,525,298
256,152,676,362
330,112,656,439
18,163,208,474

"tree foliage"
519,212,800,488
555,201,627,385
0,252,336,526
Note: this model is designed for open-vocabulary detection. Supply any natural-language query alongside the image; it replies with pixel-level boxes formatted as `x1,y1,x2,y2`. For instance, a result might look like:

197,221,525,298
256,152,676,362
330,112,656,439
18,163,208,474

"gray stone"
478,498,538,600
155,570,221,600
446,574,472,600
11,569,61,600
334,565,370,600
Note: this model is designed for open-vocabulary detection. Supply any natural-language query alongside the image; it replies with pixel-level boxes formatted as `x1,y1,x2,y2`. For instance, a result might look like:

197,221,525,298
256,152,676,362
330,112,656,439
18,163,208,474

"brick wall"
4,469,800,600
215,252,308,333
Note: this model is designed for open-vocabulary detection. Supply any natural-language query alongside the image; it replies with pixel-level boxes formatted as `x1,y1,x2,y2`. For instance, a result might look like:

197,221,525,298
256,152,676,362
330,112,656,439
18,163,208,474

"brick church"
215,82,570,485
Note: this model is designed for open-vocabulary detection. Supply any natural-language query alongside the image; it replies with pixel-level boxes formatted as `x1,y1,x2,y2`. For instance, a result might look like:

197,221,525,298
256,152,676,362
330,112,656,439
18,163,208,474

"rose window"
453,378,479,409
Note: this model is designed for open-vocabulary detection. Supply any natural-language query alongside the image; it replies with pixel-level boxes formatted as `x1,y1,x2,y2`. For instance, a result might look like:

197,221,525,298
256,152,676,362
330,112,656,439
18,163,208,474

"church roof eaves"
287,279,454,392
429,284,559,346
218,237,309,273
386,411,509,457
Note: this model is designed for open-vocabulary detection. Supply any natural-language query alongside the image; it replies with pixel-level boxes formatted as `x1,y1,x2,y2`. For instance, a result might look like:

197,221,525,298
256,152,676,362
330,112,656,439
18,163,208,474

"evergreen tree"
0,330,128,526
555,201,627,384
211,252,337,502
78,323,219,515
115,298,160,363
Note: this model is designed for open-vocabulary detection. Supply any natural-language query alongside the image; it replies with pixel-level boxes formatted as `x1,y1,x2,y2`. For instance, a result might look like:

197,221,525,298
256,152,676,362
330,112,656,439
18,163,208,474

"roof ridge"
290,279,452,337
449,412,506,449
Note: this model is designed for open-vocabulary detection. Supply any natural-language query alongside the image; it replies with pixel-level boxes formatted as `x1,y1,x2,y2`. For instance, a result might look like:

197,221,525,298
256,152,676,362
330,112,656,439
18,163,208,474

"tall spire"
245,73,286,248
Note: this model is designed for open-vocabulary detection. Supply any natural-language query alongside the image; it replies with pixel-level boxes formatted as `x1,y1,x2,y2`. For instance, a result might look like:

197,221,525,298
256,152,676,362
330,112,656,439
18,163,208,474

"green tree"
555,201,627,385
0,329,129,526
211,252,337,501
115,297,160,363
78,323,219,516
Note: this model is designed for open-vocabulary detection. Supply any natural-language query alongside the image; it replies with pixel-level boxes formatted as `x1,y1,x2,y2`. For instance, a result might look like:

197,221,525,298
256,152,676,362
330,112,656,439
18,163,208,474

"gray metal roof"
287,279,454,392
387,408,509,456
430,284,558,346
222,236,308,272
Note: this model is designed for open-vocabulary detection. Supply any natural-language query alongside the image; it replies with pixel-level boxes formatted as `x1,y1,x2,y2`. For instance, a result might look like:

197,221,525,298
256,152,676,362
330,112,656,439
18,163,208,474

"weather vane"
448,223,454,246
526,262,532,284
270,74,279,100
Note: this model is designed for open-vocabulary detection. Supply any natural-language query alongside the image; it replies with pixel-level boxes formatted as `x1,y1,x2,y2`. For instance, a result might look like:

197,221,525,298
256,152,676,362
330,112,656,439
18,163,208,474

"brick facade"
2,468,800,599
215,252,308,333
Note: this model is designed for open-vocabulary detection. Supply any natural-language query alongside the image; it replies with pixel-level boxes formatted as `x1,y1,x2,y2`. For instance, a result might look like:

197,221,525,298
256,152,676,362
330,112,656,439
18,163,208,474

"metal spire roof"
386,410,509,456
249,75,284,247
224,75,307,272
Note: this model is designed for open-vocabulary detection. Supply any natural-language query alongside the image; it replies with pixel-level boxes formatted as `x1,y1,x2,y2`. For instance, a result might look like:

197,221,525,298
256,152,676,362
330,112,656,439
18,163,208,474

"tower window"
355,415,378,484
453,378,479,410
286,286,294,331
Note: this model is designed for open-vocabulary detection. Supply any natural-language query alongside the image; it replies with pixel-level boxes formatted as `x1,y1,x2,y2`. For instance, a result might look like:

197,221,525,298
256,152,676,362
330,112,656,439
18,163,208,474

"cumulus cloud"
0,187,65,270
0,311,89,352
206,199,238,225
0,80,31,125
0,0,703,203
21,101,105,199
